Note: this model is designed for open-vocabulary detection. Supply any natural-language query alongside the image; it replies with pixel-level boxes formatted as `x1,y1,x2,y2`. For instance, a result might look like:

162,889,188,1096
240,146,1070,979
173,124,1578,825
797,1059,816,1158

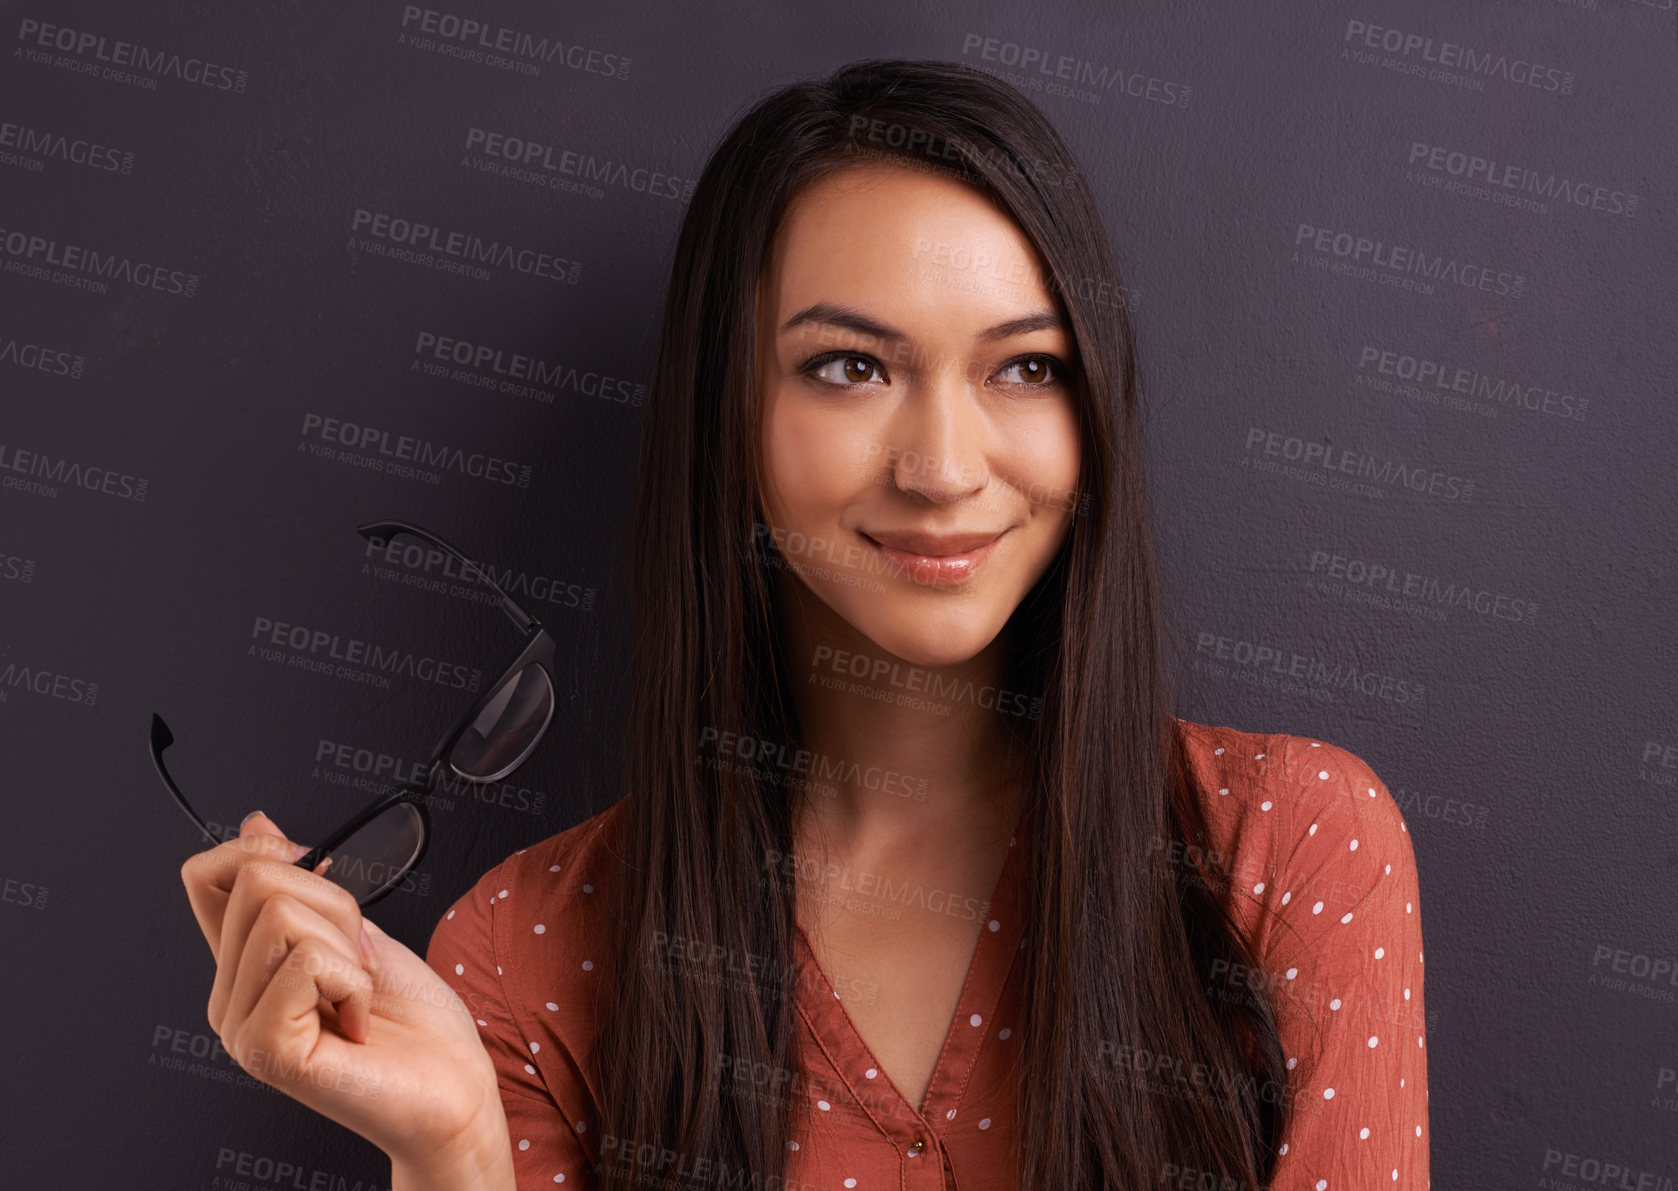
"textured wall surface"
2,1,1675,1186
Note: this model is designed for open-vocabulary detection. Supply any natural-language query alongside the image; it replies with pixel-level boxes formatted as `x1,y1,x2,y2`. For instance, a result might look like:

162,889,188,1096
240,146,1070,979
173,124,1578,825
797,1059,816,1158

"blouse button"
908,1137,926,1156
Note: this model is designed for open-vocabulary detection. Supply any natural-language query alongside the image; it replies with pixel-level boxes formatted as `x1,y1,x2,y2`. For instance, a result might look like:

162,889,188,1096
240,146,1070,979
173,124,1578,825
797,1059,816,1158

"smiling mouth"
859,529,1007,586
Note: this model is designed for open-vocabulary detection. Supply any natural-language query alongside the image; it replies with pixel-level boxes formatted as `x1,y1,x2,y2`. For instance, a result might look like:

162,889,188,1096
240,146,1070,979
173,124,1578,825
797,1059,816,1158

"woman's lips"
860,529,1007,587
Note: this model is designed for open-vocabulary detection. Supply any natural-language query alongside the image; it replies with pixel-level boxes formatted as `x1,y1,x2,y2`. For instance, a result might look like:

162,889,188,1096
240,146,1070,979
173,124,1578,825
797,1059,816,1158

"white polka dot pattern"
1242,732,1431,1190
425,819,611,1187
419,722,1429,1189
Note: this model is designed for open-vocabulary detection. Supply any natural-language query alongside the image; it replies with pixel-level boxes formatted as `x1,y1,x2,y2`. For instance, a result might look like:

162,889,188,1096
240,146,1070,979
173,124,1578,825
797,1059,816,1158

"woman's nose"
885,373,990,503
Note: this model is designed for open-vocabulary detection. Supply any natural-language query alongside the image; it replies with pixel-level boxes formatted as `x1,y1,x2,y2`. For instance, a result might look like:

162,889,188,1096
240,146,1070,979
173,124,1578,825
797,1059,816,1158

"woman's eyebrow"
779,301,1066,344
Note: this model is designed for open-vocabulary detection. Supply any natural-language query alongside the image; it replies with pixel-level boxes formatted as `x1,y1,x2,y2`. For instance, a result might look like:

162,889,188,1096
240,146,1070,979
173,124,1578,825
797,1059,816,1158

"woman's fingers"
209,850,366,1036
222,892,374,1053
180,823,307,957
218,897,379,1098
182,813,368,1037
173,815,509,1163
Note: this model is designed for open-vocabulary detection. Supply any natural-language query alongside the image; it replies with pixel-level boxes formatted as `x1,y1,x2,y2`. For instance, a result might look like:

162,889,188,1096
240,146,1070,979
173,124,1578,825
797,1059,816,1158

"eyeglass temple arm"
149,713,224,848
356,519,536,634
153,712,397,873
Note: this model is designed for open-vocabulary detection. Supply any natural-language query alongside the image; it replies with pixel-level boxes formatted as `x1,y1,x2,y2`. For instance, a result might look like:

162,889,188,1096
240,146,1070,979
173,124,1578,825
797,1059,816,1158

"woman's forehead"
764,164,1059,338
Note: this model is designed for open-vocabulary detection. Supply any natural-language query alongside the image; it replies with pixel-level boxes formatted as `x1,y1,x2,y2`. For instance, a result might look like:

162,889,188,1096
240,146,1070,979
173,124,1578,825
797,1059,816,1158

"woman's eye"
994,356,1063,387
807,354,886,386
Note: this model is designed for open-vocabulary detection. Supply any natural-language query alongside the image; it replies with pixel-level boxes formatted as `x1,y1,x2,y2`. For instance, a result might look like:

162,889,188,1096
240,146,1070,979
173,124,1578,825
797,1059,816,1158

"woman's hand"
180,811,516,1188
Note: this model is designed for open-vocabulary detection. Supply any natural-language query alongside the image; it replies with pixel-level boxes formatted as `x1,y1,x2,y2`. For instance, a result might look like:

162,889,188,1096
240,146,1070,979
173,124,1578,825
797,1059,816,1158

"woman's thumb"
239,810,310,859
239,809,279,838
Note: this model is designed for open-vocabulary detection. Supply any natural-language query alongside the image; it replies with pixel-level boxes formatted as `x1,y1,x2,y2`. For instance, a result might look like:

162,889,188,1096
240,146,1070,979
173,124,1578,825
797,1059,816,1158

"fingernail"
287,840,311,860
240,810,266,828
360,925,381,971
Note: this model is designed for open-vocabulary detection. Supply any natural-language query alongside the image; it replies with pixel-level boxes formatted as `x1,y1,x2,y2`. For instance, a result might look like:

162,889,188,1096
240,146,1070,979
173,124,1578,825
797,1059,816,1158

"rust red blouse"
424,720,1431,1189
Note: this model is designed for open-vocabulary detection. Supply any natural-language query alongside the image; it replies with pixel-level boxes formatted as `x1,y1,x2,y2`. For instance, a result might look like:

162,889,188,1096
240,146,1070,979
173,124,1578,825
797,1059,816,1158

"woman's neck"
773,570,1026,862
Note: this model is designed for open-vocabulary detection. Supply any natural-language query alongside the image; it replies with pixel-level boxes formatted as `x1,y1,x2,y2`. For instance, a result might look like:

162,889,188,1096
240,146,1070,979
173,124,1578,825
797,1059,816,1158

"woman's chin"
853,617,1004,674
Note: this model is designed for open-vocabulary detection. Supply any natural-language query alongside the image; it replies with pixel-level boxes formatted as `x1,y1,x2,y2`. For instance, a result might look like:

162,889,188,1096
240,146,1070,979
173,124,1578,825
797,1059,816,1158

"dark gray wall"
2,1,1674,1186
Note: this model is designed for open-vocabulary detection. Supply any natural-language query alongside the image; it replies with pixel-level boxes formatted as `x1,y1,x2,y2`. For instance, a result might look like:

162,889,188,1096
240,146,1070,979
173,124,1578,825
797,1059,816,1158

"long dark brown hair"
594,57,1291,1189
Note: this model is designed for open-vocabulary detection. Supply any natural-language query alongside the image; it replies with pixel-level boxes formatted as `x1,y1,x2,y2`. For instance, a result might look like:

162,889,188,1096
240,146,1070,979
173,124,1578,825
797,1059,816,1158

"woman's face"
755,161,1082,670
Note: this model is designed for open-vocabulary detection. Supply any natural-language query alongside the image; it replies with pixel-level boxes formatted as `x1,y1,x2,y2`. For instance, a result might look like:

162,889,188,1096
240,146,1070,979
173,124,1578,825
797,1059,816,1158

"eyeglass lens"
313,802,426,904
311,661,553,903
450,662,555,780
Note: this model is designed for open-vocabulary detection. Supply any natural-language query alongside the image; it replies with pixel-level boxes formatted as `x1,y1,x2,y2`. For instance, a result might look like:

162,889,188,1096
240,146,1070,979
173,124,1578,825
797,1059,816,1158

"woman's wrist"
389,1122,517,1191
388,1087,518,1191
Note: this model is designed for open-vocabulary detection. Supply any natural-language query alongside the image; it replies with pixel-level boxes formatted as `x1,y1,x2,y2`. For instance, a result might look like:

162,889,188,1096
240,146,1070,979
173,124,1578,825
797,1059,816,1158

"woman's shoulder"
1175,716,1404,828
1171,717,1416,917
1176,721,1431,1184
425,798,627,968
422,801,628,1150
487,797,627,896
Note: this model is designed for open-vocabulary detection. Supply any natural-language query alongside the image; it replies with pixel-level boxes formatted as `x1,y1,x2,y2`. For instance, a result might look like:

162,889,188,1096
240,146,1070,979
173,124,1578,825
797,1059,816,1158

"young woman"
182,58,1429,1191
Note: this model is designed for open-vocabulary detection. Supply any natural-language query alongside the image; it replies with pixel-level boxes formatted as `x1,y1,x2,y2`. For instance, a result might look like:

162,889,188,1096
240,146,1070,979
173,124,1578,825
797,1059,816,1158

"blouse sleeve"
425,859,597,1189
1261,737,1431,1191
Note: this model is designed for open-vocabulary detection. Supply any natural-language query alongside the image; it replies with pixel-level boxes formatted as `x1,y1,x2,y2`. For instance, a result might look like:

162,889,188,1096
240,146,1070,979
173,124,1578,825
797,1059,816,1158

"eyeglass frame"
150,517,559,908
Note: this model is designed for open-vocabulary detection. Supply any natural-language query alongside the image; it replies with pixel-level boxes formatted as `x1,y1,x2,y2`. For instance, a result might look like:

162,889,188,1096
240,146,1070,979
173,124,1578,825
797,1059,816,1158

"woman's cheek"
1014,409,1080,512
775,407,874,512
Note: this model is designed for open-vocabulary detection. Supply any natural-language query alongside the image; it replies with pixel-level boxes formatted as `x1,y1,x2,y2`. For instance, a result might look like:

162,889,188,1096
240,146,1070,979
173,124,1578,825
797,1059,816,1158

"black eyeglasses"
150,518,559,908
